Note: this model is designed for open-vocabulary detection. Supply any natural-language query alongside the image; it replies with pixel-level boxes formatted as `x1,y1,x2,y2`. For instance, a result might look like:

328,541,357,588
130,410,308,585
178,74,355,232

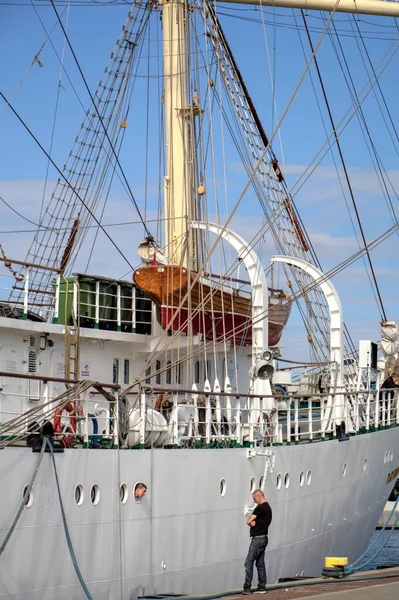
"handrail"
0,370,120,390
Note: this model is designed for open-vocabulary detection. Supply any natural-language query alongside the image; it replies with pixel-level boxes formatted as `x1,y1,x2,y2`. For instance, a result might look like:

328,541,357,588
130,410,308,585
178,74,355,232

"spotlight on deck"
249,355,274,380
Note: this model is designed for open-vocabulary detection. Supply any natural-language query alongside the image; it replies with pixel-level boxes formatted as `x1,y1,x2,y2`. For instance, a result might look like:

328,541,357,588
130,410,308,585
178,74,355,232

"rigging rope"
301,11,387,322
50,0,152,237
0,89,135,271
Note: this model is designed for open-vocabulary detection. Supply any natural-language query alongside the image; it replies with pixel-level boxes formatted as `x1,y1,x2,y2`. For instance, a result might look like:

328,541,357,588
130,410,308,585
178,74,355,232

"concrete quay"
224,567,399,600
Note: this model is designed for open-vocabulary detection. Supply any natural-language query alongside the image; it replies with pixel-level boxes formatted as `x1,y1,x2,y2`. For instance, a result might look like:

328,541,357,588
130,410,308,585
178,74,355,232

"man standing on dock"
243,489,272,595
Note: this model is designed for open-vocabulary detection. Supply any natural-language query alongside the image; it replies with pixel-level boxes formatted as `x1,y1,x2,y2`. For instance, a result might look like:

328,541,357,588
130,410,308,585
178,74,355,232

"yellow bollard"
325,557,348,568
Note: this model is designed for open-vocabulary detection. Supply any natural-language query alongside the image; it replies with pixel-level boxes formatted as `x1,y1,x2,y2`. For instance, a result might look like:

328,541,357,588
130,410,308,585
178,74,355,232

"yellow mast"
161,0,194,268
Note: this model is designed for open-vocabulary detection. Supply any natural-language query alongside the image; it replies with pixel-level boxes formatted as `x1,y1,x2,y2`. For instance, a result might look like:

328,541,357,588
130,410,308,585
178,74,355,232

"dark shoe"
242,590,251,595
255,588,267,593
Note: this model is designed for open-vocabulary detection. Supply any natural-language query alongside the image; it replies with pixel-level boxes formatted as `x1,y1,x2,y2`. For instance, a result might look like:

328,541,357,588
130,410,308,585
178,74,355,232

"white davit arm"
216,0,399,18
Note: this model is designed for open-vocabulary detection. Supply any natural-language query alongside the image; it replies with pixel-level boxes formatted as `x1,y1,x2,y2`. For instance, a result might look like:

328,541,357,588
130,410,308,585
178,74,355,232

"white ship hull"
1,428,398,600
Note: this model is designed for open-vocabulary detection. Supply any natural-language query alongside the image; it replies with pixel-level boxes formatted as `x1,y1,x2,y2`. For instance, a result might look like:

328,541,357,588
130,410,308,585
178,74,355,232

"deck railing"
0,372,397,449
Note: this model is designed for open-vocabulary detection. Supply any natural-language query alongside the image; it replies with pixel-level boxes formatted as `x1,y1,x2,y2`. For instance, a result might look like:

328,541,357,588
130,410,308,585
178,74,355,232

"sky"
0,0,399,366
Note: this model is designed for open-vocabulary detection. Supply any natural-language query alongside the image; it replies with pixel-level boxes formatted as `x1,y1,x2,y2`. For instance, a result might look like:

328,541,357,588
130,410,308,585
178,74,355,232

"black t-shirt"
250,502,272,537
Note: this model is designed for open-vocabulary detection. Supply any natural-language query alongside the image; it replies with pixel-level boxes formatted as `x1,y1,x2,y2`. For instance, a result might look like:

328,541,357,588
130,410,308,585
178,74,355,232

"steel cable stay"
50,0,151,236
333,16,399,226
0,89,136,272
31,0,72,227
301,12,387,322
292,9,382,355
290,31,399,198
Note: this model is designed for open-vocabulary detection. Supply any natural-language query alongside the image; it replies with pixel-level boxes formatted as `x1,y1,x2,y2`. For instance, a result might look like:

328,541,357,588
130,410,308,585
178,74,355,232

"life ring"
54,402,77,448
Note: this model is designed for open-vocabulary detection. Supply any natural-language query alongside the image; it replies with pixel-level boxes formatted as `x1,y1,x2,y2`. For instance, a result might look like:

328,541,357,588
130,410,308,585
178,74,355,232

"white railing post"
248,397,255,444
117,284,121,332
131,285,136,333
205,394,211,446
140,390,146,448
286,400,291,445
375,393,379,429
191,384,199,439
294,398,299,443
95,281,100,329
23,267,30,320
214,379,221,436
366,391,371,431
172,393,179,447
308,399,313,441
235,395,242,445
111,393,118,448
73,280,79,324
54,275,60,323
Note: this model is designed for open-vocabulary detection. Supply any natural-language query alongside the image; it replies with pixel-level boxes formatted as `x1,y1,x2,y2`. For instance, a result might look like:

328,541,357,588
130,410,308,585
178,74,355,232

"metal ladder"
63,278,80,384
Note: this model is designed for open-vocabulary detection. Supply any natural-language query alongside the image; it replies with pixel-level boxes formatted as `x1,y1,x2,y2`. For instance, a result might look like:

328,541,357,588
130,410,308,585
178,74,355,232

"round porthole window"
91,484,100,506
284,473,290,489
343,462,347,476
363,458,368,472
306,470,312,486
23,485,34,509
220,478,226,497
75,484,84,506
249,476,256,493
259,476,264,490
276,474,282,490
119,483,128,504
299,471,305,486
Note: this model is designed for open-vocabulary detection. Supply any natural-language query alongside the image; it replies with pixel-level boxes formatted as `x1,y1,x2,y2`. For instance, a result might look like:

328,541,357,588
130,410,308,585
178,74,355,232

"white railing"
130,386,399,448
0,374,119,449
0,380,397,450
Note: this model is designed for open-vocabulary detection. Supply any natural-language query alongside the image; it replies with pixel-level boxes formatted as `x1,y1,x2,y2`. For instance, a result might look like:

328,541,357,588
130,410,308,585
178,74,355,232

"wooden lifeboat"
133,264,291,346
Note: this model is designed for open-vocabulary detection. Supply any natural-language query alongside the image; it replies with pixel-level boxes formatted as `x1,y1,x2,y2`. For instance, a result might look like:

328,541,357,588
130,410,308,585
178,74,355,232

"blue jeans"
244,535,268,590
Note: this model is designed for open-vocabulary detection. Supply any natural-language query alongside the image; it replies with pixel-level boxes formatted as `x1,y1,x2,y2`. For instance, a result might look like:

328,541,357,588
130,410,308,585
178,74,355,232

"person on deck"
243,489,272,595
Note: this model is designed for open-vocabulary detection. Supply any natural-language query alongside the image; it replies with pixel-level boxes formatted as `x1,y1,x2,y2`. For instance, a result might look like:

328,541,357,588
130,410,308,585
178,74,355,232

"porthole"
90,484,100,506
363,458,368,472
343,462,347,476
299,471,305,487
220,478,226,497
119,483,128,504
384,452,388,464
250,476,256,493
390,449,395,462
301,571,305,576
259,476,264,490
284,473,290,489
134,482,147,502
75,484,84,506
306,470,312,486
276,474,282,490
22,485,34,509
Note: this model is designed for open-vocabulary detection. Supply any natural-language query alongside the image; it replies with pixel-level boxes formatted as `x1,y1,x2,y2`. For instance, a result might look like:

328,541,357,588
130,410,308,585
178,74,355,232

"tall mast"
161,0,194,269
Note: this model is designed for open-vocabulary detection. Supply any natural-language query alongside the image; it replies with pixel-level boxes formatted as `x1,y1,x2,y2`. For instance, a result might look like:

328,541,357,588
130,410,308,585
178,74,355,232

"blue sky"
0,0,399,363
